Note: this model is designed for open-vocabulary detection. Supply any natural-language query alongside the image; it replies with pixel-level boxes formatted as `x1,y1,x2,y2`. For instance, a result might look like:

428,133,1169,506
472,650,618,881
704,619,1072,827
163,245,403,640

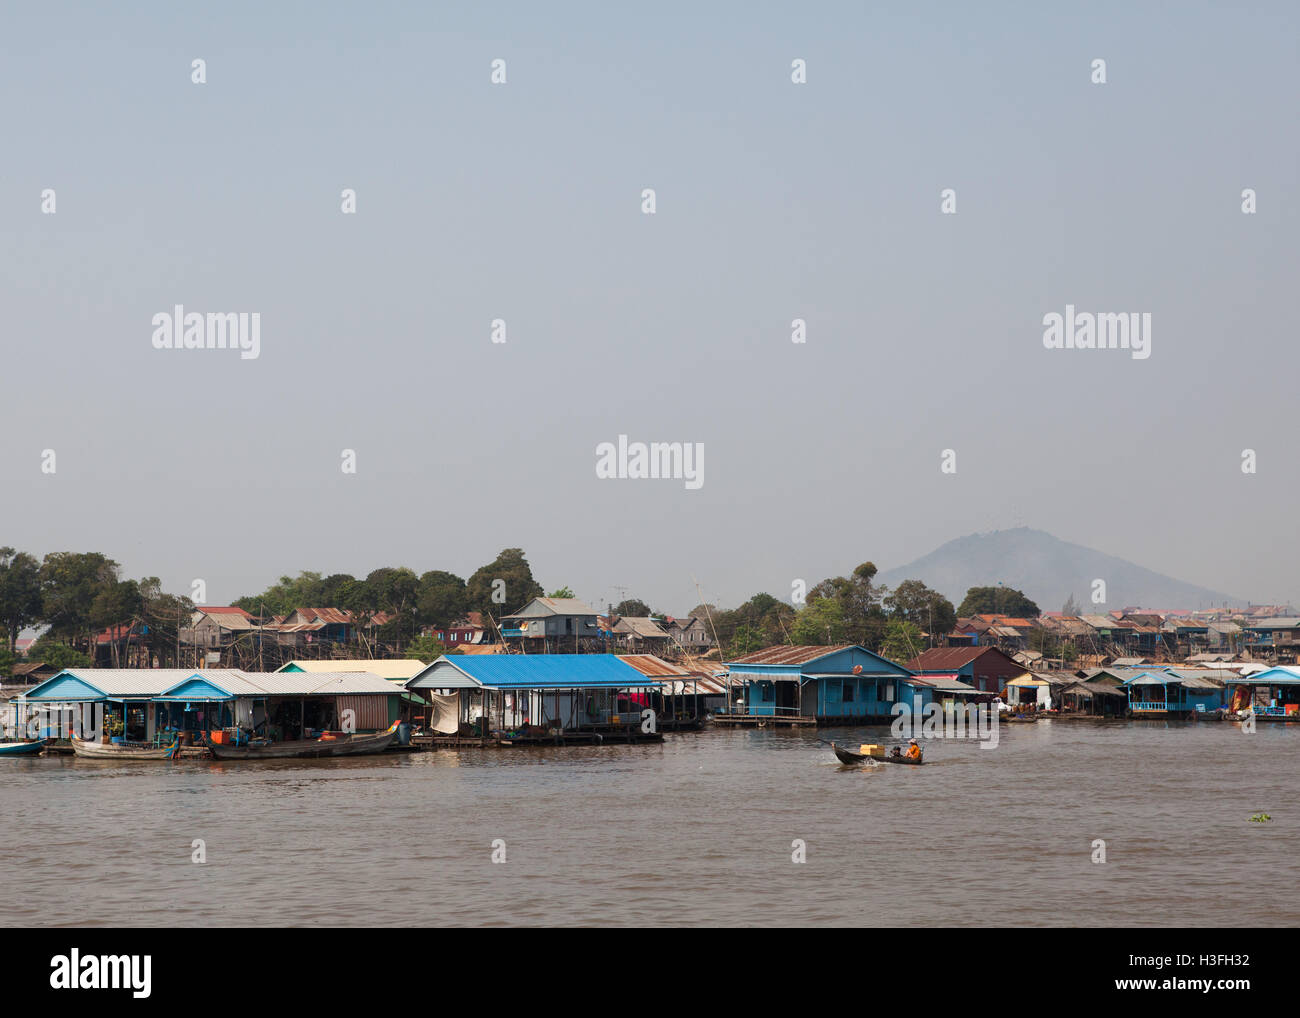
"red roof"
905,646,1023,672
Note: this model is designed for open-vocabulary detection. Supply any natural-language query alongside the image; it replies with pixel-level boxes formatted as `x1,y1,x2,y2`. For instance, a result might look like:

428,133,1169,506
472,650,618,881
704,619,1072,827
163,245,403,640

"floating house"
407,654,663,744
905,646,1028,695
1057,679,1127,717
1222,665,1300,719
1119,670,1225,717
157,670,401,741
15,668,401,747
719,645,927,726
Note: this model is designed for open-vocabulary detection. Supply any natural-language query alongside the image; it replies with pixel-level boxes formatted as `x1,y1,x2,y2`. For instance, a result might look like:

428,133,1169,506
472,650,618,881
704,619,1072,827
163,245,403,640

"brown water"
3,720,1296,927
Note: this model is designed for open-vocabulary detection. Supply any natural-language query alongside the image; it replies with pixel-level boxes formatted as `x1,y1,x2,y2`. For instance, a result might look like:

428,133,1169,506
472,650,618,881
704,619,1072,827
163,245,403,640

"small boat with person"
206,720,401,760
830,740,925,766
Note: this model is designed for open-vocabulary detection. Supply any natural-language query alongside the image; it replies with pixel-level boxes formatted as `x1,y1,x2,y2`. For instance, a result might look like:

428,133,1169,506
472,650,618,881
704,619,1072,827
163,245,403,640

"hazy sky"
3,2,1297,615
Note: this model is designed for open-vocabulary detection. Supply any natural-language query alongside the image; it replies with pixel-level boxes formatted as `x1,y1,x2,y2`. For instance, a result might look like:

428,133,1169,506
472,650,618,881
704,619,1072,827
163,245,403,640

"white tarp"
426,692,460,734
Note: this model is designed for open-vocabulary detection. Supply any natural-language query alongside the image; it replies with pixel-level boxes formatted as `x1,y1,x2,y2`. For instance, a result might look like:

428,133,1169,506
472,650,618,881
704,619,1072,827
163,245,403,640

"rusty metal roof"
617,654,690,677
727,645,857,666
905,647,1009,671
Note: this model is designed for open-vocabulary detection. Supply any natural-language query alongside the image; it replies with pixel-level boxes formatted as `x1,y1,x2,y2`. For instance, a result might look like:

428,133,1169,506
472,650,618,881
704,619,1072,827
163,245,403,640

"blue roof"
409,654,660,690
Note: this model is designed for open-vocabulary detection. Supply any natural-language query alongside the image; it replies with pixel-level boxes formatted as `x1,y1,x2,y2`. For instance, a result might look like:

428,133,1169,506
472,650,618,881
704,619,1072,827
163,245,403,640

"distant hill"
877,528,1241,613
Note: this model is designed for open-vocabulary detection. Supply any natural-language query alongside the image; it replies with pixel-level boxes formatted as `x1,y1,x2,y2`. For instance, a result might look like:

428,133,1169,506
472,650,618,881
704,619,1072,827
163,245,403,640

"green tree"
27,638,91,670
957,586,1040,619
404,634,446,663
138,578,194,669
466,548,544,620
884,580,956,645
418,571,469,627
39,551,120,652
879,620,924,663
728,623,766,657
0,548,43,653
808,561,887,648
547,586,575,599
614,598,651,617
790,597,849,646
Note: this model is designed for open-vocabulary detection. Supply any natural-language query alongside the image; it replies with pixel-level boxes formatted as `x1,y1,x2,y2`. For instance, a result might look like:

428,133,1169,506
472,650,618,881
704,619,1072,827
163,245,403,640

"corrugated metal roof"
617,655,690,677
504,597,599,619
23,669,253,699
916,676,980,693
728,645,856,666
905,647,1015,671
1226,666,1300,686
277,659,425,680
409,654,657,690
240,671,398,695
612,617,670,639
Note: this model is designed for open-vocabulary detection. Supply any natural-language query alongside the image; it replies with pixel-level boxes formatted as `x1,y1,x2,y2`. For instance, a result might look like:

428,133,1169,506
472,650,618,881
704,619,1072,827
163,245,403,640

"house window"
842,682,854,702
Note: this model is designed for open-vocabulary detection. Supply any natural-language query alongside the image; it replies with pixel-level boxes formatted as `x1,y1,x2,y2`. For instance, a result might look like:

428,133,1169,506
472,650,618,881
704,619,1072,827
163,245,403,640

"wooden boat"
72,736,181,760
206,721,400,760
830,741,925,766
0,739,47,757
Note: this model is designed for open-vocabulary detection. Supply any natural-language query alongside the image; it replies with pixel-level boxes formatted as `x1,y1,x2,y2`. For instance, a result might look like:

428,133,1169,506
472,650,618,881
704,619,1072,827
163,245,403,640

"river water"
3,719,1296,927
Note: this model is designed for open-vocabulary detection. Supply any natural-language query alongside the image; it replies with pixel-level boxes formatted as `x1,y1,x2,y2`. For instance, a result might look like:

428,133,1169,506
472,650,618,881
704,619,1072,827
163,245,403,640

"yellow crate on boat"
858,743,885,758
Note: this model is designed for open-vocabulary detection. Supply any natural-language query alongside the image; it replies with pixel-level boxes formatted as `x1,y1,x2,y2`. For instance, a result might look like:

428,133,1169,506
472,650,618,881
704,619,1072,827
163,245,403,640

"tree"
1061,593,1081,616
404,634,446,663
728,623,766,657
0,548,43,653
138,578,194,669
884,580,956,645
39,552,120,652
418,571,469,627
879,620,924,663
366,567,421,649
806,561,888,647
90,579,146,667
790,597,848,646
466,548,544,620
957,585,1041,619
613,598,651,617
547,586,575,599
27,638,91,670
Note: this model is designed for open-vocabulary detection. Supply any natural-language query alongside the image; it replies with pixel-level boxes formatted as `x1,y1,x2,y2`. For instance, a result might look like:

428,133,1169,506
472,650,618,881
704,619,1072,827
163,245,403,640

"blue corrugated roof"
410,654,660,690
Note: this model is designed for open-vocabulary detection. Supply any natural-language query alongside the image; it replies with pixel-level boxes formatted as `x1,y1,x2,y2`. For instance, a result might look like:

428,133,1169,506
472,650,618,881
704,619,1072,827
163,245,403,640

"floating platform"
713,713,816,728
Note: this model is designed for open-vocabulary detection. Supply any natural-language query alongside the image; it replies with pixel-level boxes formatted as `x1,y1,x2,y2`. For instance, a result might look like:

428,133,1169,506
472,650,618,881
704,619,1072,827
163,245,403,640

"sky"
2,1,1297,615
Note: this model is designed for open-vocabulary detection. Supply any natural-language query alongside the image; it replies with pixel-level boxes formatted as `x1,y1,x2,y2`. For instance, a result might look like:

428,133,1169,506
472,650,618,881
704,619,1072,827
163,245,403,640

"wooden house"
720,644,924,726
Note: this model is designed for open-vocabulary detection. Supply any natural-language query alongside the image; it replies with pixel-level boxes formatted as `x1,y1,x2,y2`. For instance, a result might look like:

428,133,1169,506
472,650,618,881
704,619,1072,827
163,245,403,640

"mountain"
877,528,1241,613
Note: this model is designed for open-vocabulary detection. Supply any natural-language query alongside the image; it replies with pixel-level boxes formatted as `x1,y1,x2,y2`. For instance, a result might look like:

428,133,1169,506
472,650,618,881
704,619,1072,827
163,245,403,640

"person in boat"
905,738,922,761
889,745,902,758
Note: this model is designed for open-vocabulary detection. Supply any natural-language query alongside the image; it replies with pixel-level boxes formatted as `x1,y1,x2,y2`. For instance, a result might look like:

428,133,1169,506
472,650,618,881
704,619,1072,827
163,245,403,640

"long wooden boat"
206,721,400,760
0,739,47,757
830,741,925,766
72,736,181,760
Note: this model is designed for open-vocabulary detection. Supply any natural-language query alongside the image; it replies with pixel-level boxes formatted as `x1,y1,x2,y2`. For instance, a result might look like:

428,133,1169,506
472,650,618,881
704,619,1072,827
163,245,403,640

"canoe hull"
0,740,47,757
206,722,399,760
72,738,178,760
